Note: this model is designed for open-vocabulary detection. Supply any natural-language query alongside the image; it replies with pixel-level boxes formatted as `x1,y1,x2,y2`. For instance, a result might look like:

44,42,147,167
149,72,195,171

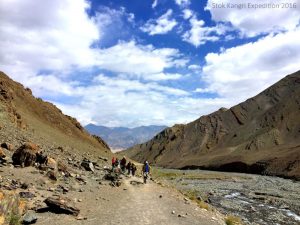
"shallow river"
156,169,300,225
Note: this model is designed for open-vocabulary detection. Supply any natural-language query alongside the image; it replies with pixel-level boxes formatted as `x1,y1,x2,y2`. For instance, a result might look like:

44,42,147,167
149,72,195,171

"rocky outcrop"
124,71,300,179
12,142,39,167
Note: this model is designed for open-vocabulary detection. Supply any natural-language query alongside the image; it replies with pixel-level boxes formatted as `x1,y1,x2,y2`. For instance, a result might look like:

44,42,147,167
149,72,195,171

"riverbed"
153,168,300,225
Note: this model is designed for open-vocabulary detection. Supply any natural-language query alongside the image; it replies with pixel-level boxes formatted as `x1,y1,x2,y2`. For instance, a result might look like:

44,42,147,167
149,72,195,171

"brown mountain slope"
125,70,300,179
0,71,110,156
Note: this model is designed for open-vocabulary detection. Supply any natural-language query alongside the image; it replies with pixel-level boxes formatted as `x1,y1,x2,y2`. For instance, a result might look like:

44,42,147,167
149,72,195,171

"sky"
0,0,299,128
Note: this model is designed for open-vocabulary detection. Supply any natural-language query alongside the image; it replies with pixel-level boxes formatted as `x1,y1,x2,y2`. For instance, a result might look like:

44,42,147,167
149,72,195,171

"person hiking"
131,163,137,176
112,157,116,169
142,161,151,184
120,156,127,173
126,161,132,175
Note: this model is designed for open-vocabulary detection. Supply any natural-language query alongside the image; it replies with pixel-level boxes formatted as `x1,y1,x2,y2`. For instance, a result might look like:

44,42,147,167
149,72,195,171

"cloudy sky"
0,0,299,127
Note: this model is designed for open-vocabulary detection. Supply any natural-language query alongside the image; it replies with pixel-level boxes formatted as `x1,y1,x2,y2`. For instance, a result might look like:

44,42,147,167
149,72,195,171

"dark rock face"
125,71,300,179
12,142,39,167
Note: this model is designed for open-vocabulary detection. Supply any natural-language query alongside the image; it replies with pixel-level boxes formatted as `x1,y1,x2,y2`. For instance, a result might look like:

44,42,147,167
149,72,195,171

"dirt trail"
104,177,224,225
35,176,224,225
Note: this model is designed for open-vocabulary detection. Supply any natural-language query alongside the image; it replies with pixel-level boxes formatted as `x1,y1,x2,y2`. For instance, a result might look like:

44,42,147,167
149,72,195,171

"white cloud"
147,73,183,81
152,0,158,9
95,41,188,76
183,16,229,47
94,6,135,43
198,28,300,103
140,9,177,35
188,64,201,71
55,74,229,127
206,0,300,37
175,0,191,7
0,0,99,84
182,9,193,20
0,0,188,84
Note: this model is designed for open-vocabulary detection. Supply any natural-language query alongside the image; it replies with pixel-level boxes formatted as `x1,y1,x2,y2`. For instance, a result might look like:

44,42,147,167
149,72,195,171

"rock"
44,196,80,216
21,182,29,189
57,161,69,174
81,159,95,172
172,210,175,214
46,171,57,181
1,142,14,151
76,216,87,220
12,142,39,167
98,156,108,162
159,195,163,198
36,152,48,165
22,211,37,224
0,147,6,158
130,180,143,186
46,157,56,169
104,172,119,182
197,196,203,201
19,192,35,199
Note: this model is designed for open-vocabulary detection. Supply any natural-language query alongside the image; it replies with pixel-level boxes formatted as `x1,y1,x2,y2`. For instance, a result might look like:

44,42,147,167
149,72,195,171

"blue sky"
0,0,299,127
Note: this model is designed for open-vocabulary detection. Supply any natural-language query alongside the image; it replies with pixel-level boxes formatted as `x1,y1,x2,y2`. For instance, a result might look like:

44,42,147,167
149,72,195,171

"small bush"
9,213,21,225
225,215,243,225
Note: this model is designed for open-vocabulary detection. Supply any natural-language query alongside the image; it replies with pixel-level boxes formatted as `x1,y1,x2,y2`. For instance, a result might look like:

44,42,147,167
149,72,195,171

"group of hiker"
111,156,151,183
111,156,137,176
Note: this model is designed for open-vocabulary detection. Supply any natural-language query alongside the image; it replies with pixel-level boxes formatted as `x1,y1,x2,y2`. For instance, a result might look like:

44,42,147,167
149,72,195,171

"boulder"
44,196,80,216
12,142,39,167
22,211,37,224
1,143,14,151
81,159,94,172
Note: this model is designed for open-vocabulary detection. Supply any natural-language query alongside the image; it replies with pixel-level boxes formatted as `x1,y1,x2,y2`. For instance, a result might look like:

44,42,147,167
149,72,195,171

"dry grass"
151,167,239,181
183,190,211,211
225,215,243,225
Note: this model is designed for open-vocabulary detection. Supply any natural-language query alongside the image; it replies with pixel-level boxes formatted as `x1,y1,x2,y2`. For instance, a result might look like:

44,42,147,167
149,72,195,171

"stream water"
158,169,300,225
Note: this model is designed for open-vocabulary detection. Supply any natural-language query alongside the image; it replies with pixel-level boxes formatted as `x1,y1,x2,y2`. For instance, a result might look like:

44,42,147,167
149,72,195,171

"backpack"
145,164,149,172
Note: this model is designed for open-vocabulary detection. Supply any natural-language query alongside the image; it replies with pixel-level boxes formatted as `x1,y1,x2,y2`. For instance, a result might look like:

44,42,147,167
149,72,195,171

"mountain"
0,71,110,156
125,71,300,180
85,124,167,151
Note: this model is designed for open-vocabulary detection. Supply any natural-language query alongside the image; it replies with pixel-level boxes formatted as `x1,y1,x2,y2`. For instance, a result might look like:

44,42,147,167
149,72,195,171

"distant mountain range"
124,71,300,180
85,124,167,151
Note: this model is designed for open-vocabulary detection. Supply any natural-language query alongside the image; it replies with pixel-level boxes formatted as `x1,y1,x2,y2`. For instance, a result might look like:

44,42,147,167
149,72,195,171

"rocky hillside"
125,70,300,180
0,71,110,157
85,124,167,151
